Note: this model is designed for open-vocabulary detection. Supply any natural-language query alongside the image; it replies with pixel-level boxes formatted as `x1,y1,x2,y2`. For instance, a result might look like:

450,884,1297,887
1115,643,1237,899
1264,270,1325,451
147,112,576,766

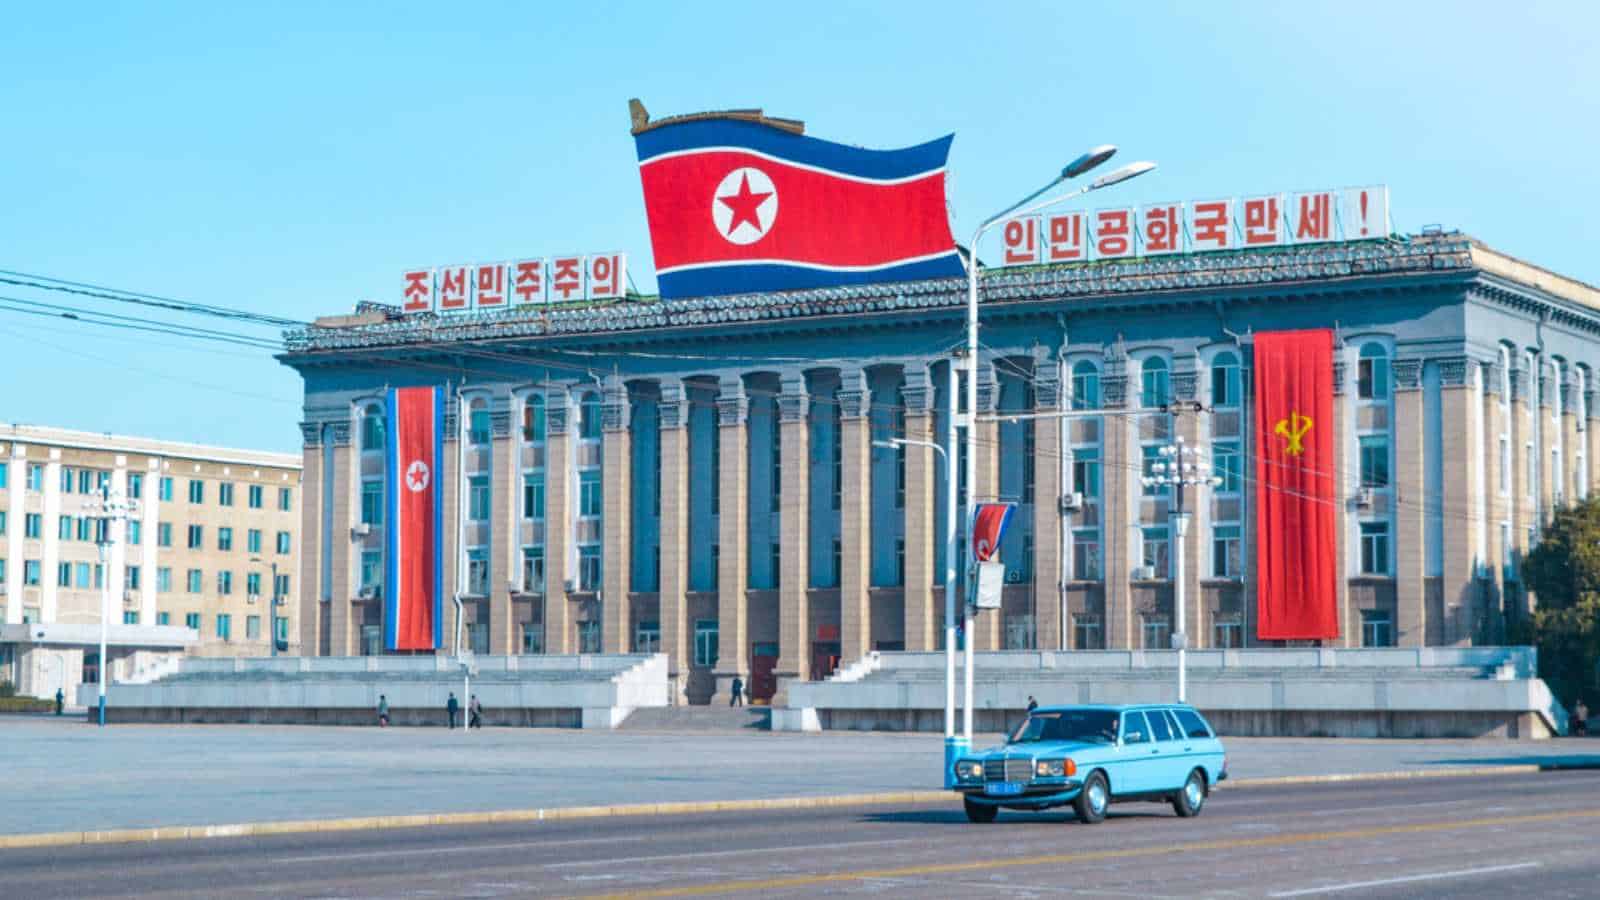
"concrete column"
1392,358,1426,647
1587,388,1600,504
776,376,812,693
1562,378,1582,504
5,444,25,624
1101,357,1134,649
1173,361,1205,649
1483,365,1508,642
1438,358,1481,647
838,369,873,662
602,379,633,653
1031,360,1064,650
1508,367,1532,620
1539,371,1557,523
544,393,574,654
714,377,749,701
488,401,518,655
657,382,690,703
972,362,1002,651
900,366,937,652
326,420,357,656
296,425,324,653
1332,360,1354,647
437,404,462,657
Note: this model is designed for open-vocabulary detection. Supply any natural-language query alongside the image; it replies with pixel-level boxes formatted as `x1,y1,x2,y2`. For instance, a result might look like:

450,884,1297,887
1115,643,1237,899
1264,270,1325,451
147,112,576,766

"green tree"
1518,498,1600,712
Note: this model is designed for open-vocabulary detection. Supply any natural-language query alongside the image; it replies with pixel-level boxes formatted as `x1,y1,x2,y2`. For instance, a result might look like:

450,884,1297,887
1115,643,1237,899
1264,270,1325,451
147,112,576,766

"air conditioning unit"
246,594,258,605
1059,492,1085,514
1133,565,1157,580
122,594,138,609
1354,488,1374,509
351,523,371,539
357,586,377,601
564,578,578,593
1005,570,1026,584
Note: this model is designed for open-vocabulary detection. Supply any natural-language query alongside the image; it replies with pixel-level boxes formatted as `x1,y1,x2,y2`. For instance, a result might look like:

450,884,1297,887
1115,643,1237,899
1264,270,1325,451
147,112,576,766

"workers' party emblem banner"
972,503,1016,563
633,115,964,299
385,386,445,651
1253,329,1339,640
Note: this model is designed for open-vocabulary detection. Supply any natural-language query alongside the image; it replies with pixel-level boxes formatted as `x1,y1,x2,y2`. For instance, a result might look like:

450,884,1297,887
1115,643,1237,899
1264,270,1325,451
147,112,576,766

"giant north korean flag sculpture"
630,100,965,300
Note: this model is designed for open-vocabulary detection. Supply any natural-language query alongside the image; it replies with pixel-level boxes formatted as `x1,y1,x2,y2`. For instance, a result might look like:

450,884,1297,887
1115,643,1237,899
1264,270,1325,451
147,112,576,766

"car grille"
984,758,1033,783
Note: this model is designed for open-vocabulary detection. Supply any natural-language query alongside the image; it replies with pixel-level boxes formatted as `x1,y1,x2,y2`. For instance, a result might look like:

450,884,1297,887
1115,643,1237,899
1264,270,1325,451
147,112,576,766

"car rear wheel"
963,797,998,823
1074,771,1109,824
1172,769,1206,818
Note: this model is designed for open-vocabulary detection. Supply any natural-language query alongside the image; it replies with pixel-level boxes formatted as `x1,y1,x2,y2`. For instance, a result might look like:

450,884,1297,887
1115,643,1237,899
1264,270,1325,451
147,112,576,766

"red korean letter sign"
1253,329,1339,640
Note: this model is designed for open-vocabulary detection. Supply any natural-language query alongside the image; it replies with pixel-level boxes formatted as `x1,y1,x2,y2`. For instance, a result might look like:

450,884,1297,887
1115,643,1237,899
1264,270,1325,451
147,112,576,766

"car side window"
1162,709,1188,740
1175,708,1212,739
1122,711,1150,744
1147,708,1175,742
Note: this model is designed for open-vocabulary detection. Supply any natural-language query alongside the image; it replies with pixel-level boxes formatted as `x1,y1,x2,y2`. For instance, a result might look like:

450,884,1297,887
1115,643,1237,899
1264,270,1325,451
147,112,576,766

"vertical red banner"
386,386,444,651
1253,329,1340,640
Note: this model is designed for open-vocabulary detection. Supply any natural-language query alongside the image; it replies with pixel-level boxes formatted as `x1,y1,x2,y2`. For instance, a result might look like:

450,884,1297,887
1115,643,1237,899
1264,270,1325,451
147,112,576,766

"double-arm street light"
85,484,140,727
955,147,1156,774
1140,431,1222,702
249,556,280,657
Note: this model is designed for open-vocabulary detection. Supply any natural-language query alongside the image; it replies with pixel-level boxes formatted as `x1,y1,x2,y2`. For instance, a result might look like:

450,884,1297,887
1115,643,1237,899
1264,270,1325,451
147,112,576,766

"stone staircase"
621,705,772,731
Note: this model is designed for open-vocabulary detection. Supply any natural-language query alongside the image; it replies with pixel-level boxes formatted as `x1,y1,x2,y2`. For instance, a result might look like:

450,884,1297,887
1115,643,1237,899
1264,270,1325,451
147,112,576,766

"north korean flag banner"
972,503,1016,563
1253,329,1339,640
385,386,445,651
633,115,965,299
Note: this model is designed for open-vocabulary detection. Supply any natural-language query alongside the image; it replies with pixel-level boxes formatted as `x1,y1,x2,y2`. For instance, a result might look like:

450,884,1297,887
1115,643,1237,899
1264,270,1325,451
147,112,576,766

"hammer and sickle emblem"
1274,412,1313,456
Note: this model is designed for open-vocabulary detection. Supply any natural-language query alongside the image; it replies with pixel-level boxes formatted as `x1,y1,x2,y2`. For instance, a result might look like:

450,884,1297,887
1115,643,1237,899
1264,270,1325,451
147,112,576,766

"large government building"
1,424,302,699
281,232,1600,705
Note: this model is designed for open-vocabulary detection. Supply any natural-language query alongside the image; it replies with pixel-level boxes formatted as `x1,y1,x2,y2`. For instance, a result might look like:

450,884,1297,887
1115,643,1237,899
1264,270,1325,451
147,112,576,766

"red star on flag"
718,173,772,237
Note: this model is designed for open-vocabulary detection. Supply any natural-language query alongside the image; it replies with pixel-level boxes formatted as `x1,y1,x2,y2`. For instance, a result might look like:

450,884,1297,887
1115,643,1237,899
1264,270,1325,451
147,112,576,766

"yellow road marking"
574,807,1600,899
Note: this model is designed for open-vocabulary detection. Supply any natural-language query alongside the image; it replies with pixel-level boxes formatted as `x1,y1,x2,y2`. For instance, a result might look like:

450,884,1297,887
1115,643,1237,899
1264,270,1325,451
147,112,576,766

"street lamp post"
959,151,1157,752
1140,429,1221,702
85,484,139,727
250,557,280,657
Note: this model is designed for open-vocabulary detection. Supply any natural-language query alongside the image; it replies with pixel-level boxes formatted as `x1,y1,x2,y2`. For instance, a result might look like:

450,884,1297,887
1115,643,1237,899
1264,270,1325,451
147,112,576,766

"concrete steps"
621,705,771,732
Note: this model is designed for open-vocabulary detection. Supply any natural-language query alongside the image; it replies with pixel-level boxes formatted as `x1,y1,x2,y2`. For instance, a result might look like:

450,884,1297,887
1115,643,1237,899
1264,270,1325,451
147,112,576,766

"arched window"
1210,352,1240,409
580,392,602,439
1357,343,1389,401
467,397,491,446
1071,360,1100,410
522,394,546,443
360,405,385,452
1140,357,1169,409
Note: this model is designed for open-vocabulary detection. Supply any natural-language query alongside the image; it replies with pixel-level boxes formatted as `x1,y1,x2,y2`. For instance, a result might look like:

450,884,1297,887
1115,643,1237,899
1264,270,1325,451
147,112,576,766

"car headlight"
955,760,982,780
1036,759,1077,778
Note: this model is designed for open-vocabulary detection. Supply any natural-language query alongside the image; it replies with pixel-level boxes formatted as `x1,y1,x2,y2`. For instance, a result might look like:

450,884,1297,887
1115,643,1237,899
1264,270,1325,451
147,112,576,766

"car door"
1144,706,1187,791
1173,707,1226,783
1115,710,1156,794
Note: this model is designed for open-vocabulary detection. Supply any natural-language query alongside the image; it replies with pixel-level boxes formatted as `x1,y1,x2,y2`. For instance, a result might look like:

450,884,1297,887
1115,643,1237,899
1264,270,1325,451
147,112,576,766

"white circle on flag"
405,460,430,493
711,166,778,245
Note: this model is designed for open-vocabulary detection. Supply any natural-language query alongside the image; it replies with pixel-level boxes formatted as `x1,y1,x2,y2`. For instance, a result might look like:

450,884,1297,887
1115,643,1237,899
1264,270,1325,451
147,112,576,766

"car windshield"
1008,710,1120,745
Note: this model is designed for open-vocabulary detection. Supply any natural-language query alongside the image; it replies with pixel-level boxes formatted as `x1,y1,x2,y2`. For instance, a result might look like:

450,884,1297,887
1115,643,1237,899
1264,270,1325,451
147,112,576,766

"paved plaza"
10,715,1600,836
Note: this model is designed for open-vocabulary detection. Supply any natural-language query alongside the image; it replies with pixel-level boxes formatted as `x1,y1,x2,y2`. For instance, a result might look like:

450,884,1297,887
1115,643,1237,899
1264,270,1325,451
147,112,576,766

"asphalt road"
9,771,1600,898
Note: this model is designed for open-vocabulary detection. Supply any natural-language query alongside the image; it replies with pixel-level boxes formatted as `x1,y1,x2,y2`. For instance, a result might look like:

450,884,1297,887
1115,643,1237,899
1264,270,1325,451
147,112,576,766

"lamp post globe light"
1140,431,1223,703
84,484,140,727
955,148,1156,782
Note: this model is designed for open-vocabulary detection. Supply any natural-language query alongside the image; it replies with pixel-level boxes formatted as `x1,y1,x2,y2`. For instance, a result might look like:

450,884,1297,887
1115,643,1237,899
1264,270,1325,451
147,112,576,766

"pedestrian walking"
377,694,390,727
469,695,483,729
730,676,744,707
1026,695,1038,714
446,692,459,729
1575,699,1589,737
54,688,64,716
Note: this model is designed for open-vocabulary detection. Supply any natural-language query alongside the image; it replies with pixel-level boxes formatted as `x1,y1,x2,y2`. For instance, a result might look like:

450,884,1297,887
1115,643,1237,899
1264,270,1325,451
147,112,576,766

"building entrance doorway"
749,642,779,704
811,642,841,680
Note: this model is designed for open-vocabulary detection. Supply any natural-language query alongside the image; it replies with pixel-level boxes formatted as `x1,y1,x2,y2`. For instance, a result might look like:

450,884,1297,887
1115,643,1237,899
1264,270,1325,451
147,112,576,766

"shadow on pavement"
1426,755,1600,770
857,809,1170,826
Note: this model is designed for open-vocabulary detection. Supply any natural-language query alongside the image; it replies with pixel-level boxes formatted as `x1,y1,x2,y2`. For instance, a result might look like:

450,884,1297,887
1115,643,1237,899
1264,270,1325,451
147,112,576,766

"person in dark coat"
1026,696,1038,714
469,695,483,729
377,694,390,727
446,692,459,729
55,688,64,716
730,676,744,707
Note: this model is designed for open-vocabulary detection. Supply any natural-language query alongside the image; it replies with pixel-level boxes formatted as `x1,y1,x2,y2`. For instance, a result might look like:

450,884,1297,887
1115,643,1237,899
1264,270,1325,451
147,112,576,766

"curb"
1,764,1584,851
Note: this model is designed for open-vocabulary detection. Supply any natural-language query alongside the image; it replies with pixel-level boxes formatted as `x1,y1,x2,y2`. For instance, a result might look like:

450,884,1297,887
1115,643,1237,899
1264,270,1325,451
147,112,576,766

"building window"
157,611,170,626
186,569,202,593
127,472,142,499
60,467,75,494
360,624,381,656
1360,610,1394,647
1142,614,1171,650
361,408,385,451
1213,442,1241,493
216,613,232,641
1141,357,1170,409
831,538,842,588
1071,449,1101,500
1212,525,1241,578
157,567,172,592
1073,614,1104,649
128,520,141,545
523,473,545,519
1022,418,1036,504
247,571,262,596
464,475,489,522
27,464,44,491
468,406,492,446
0,558,5,585
579,471,602,518
275,572,291,598
249,484,263,508
1141,527,1170,578
694,619,719,667
522,546,545,592
123,610,139,625
59,562,73,588
157,476,172,501
1072,529,1101,580
1498,437,1510,494
1359,521,1390,575
158,522,172,547
24,560,41,586
218,482,234,507
188,479,204,504
359,551,381,594
0,462,9,490
580,393,602,440
895,538,906,587
1071,361,1101,410
25,513,41,539
248,529,262,553
59,515,73,541
217,570,233,595
243,615,261,640
1211,352,1241,408
577,620,601,654
579,545,601,591
522,623,545,654
279,487,292,511
1213,615,1243,648
217,527,233,552
276,531,291,554
361,480,383,526
467,548,488,596
79,517,98,542
1359,435,1390,488
187,525,203,549
1357,342,1389,401
523,396,546,442
635,620,661,654
185,612,200,630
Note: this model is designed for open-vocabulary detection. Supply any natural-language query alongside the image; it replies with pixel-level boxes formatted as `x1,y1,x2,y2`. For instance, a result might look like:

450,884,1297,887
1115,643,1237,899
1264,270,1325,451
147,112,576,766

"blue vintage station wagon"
952,704,1227,824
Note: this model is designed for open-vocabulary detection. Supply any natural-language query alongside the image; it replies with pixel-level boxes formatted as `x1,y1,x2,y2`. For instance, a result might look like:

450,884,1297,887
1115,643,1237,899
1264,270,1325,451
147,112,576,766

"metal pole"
270,562,279,657
963,229,982,746
1173,490,1189,704
97,535,108,727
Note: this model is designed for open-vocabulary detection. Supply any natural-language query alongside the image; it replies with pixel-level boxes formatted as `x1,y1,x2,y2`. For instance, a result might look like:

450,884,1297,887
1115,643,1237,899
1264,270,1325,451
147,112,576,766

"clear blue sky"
3,2,1595,453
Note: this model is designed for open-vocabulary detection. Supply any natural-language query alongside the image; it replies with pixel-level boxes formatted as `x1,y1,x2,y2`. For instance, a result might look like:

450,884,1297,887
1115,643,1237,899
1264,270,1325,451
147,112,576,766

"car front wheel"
1172,769,1206,818
1074,771,1109,824
963,797,998,823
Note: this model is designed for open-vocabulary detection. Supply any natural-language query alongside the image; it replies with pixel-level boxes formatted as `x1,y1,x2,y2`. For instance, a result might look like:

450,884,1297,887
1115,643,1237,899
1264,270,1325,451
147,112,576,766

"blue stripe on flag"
383,389,399,651
635,119,953,181
432,385,445,650
657,253,964,300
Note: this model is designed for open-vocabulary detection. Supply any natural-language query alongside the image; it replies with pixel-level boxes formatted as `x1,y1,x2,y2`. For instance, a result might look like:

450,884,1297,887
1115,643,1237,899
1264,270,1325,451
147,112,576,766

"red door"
750,642,779,704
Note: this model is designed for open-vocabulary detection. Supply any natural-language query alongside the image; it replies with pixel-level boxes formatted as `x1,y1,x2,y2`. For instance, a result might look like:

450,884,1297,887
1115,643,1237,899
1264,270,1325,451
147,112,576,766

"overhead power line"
0,268,307,329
